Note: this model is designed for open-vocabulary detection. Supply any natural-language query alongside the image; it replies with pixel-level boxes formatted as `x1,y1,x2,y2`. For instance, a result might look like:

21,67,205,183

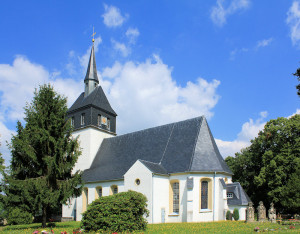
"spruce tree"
4,84,82,227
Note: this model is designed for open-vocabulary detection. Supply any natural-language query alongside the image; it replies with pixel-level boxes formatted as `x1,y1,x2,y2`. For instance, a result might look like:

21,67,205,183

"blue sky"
0,0,299,164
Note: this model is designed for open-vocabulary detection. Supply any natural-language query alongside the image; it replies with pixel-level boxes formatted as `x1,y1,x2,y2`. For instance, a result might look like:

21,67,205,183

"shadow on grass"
2,221,80,231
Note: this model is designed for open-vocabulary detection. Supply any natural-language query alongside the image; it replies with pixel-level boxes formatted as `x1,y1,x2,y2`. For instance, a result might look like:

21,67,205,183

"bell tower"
67,33,117,171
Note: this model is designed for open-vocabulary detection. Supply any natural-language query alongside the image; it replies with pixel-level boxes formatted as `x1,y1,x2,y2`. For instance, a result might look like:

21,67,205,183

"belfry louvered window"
201,181,208,209
81,113,85,126
97,114,101,126
173,182,179,213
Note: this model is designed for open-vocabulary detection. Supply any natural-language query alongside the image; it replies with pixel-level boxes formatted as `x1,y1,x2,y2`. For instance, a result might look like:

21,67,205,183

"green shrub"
233,208,239,221
7,207,33,225
81,190,149,232
226,210,232,220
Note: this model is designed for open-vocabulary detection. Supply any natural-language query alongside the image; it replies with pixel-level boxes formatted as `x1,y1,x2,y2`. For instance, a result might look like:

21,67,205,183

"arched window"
200,179,212,211
169,180,180,214
110,185,118,195
201,181,208,209
82,187,88,212
95,186,102,199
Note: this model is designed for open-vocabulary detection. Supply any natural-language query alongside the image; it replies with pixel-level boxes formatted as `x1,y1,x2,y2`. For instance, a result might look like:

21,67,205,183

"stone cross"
246,202,255,222
268,202,276,223
257,201,266,222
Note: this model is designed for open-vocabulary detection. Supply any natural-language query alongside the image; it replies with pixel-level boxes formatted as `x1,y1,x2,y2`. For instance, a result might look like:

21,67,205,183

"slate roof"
67,86,117,116
84,44,99,83
226,182,251,206
139,160,168,175
82,116,233,182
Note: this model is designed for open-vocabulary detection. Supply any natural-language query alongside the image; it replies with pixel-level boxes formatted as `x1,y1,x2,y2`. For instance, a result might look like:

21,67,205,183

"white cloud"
111,39,131,57
126,27,140,44
211,0,250,27
230,47,249,60
216,110,300,158
0,121,16,166
230,37,273,60
0,56,82,165
256,38,273,49
100,54,220,134
0,56,82,120
0,56,49,121
288,108,300,118
286,1,300,48
216,111,267,157
102,4,128,28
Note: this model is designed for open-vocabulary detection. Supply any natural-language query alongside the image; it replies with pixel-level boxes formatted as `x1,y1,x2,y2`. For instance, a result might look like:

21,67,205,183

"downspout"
152,173,154,224
213,171,216,221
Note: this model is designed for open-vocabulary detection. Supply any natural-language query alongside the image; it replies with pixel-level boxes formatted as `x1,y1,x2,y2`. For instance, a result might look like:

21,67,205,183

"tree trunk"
42,206,47,228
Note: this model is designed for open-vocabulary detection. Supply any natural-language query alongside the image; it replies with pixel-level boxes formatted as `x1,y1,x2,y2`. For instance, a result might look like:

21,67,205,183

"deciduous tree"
225,115,300,213
293,67,300,97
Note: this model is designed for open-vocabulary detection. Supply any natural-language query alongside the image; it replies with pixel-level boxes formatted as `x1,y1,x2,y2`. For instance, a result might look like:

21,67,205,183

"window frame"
81,113,85,126
82,187,88,212
110,185,118,195
199,178,213,212
95,186,102,199
169,180,180,215
97,114,101,126
71,117,75,127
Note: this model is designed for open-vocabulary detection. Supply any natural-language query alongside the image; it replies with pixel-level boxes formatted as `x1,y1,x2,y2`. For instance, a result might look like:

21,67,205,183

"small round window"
135,179,140,185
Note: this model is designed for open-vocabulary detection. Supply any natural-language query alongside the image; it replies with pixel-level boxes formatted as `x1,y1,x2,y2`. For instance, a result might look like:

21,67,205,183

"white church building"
62,42,250,223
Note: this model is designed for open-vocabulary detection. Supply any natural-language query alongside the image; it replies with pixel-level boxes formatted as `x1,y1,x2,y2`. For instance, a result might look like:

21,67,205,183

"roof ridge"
188,116,204,171
159,123,175,165
139,159,159,165
115,116,203,139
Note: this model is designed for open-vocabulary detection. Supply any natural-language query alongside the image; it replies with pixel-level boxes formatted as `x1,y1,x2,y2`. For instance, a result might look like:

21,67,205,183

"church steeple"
84,29,99,97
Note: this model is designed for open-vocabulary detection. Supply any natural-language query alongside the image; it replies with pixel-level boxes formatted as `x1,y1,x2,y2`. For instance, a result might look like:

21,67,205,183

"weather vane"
92,26,96,43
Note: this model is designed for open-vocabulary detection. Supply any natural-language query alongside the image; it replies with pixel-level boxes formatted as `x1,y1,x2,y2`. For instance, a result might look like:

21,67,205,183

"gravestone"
257,201,266,222
246,202,255,222
268,202,276,223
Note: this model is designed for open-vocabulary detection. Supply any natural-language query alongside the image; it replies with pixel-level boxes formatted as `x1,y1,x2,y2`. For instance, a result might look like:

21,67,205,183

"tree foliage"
81,190,149,232
3,84,82,227
7,207,33,225
225,115,300,213
293,67,300,97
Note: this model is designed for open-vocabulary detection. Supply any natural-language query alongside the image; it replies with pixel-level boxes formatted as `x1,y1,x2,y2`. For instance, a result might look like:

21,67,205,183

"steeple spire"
84,28,99,97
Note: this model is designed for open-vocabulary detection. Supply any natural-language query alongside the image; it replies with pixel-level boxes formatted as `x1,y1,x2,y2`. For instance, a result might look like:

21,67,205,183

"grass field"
0,220,299,233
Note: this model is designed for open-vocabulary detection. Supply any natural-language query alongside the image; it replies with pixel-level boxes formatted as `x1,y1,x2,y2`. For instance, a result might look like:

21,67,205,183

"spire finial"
92,26,96,43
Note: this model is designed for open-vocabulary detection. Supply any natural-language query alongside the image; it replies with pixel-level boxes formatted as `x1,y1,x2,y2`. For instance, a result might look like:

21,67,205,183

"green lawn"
0,220,299,233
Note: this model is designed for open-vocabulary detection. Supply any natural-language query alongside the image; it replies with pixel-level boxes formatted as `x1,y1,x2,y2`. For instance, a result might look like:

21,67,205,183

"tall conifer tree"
4,84,82,227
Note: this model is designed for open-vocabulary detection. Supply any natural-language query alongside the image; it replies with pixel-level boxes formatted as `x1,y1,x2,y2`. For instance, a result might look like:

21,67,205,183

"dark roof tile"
82,116,233,182
68,86,117,116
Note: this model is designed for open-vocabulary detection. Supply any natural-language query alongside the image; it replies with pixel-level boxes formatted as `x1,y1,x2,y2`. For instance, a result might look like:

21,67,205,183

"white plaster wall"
124,161,153,223
62,197,76,218
218,177,226,220
152,175,170,224
75,180,124,221
72,128,114,172
228,205,247,221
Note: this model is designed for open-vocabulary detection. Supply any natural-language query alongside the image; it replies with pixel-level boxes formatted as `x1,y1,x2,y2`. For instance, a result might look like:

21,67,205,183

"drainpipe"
213,171,216,221
152,173,154,224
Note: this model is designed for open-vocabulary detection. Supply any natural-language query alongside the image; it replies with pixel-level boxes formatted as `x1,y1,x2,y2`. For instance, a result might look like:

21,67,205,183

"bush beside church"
81,190,149,232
